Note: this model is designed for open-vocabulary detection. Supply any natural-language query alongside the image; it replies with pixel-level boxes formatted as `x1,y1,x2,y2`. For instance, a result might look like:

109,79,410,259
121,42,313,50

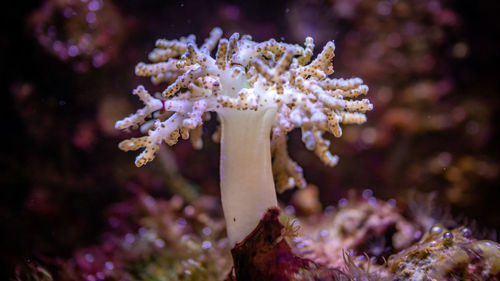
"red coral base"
226,207,347,281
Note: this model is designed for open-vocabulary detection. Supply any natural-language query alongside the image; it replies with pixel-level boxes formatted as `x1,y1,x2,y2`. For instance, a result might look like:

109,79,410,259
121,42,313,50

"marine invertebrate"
115,27,372,246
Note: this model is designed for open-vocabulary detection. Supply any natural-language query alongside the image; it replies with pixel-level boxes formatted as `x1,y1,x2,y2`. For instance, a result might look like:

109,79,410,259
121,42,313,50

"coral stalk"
219,108,278,245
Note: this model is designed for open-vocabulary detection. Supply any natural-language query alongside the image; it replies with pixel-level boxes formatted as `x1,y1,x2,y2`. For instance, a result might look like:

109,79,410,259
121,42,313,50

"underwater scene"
3,0,500,280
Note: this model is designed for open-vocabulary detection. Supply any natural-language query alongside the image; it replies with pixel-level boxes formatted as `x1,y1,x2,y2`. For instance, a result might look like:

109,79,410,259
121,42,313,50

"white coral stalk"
219,108,278,244
115,28,373,246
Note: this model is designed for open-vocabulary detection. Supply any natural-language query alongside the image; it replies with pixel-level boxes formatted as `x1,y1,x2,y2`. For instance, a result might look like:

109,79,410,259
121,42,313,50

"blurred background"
3,0,500,278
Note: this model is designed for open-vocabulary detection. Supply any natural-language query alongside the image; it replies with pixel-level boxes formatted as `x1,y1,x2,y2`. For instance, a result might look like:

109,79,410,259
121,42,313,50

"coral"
116,27,371,174
116,27,372,245
6,1,500,281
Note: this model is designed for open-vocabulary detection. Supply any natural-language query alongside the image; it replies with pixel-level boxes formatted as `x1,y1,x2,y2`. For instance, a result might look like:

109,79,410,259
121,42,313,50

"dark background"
2,0,500,278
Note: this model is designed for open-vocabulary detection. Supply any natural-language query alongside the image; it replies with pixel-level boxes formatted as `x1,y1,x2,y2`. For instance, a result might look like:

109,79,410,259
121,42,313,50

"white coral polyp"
116,27,372,246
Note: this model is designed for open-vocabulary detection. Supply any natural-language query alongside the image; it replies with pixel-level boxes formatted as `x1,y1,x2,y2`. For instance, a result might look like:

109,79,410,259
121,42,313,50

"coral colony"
115,27,372,247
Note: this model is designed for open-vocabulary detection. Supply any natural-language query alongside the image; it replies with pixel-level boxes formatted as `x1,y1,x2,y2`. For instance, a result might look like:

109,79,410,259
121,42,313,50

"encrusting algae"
15,189,500,281
388,224,500,280
286,191,500,280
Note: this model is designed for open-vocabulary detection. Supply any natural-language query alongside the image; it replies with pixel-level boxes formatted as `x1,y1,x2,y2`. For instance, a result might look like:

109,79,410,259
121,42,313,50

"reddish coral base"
226,207,348,281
